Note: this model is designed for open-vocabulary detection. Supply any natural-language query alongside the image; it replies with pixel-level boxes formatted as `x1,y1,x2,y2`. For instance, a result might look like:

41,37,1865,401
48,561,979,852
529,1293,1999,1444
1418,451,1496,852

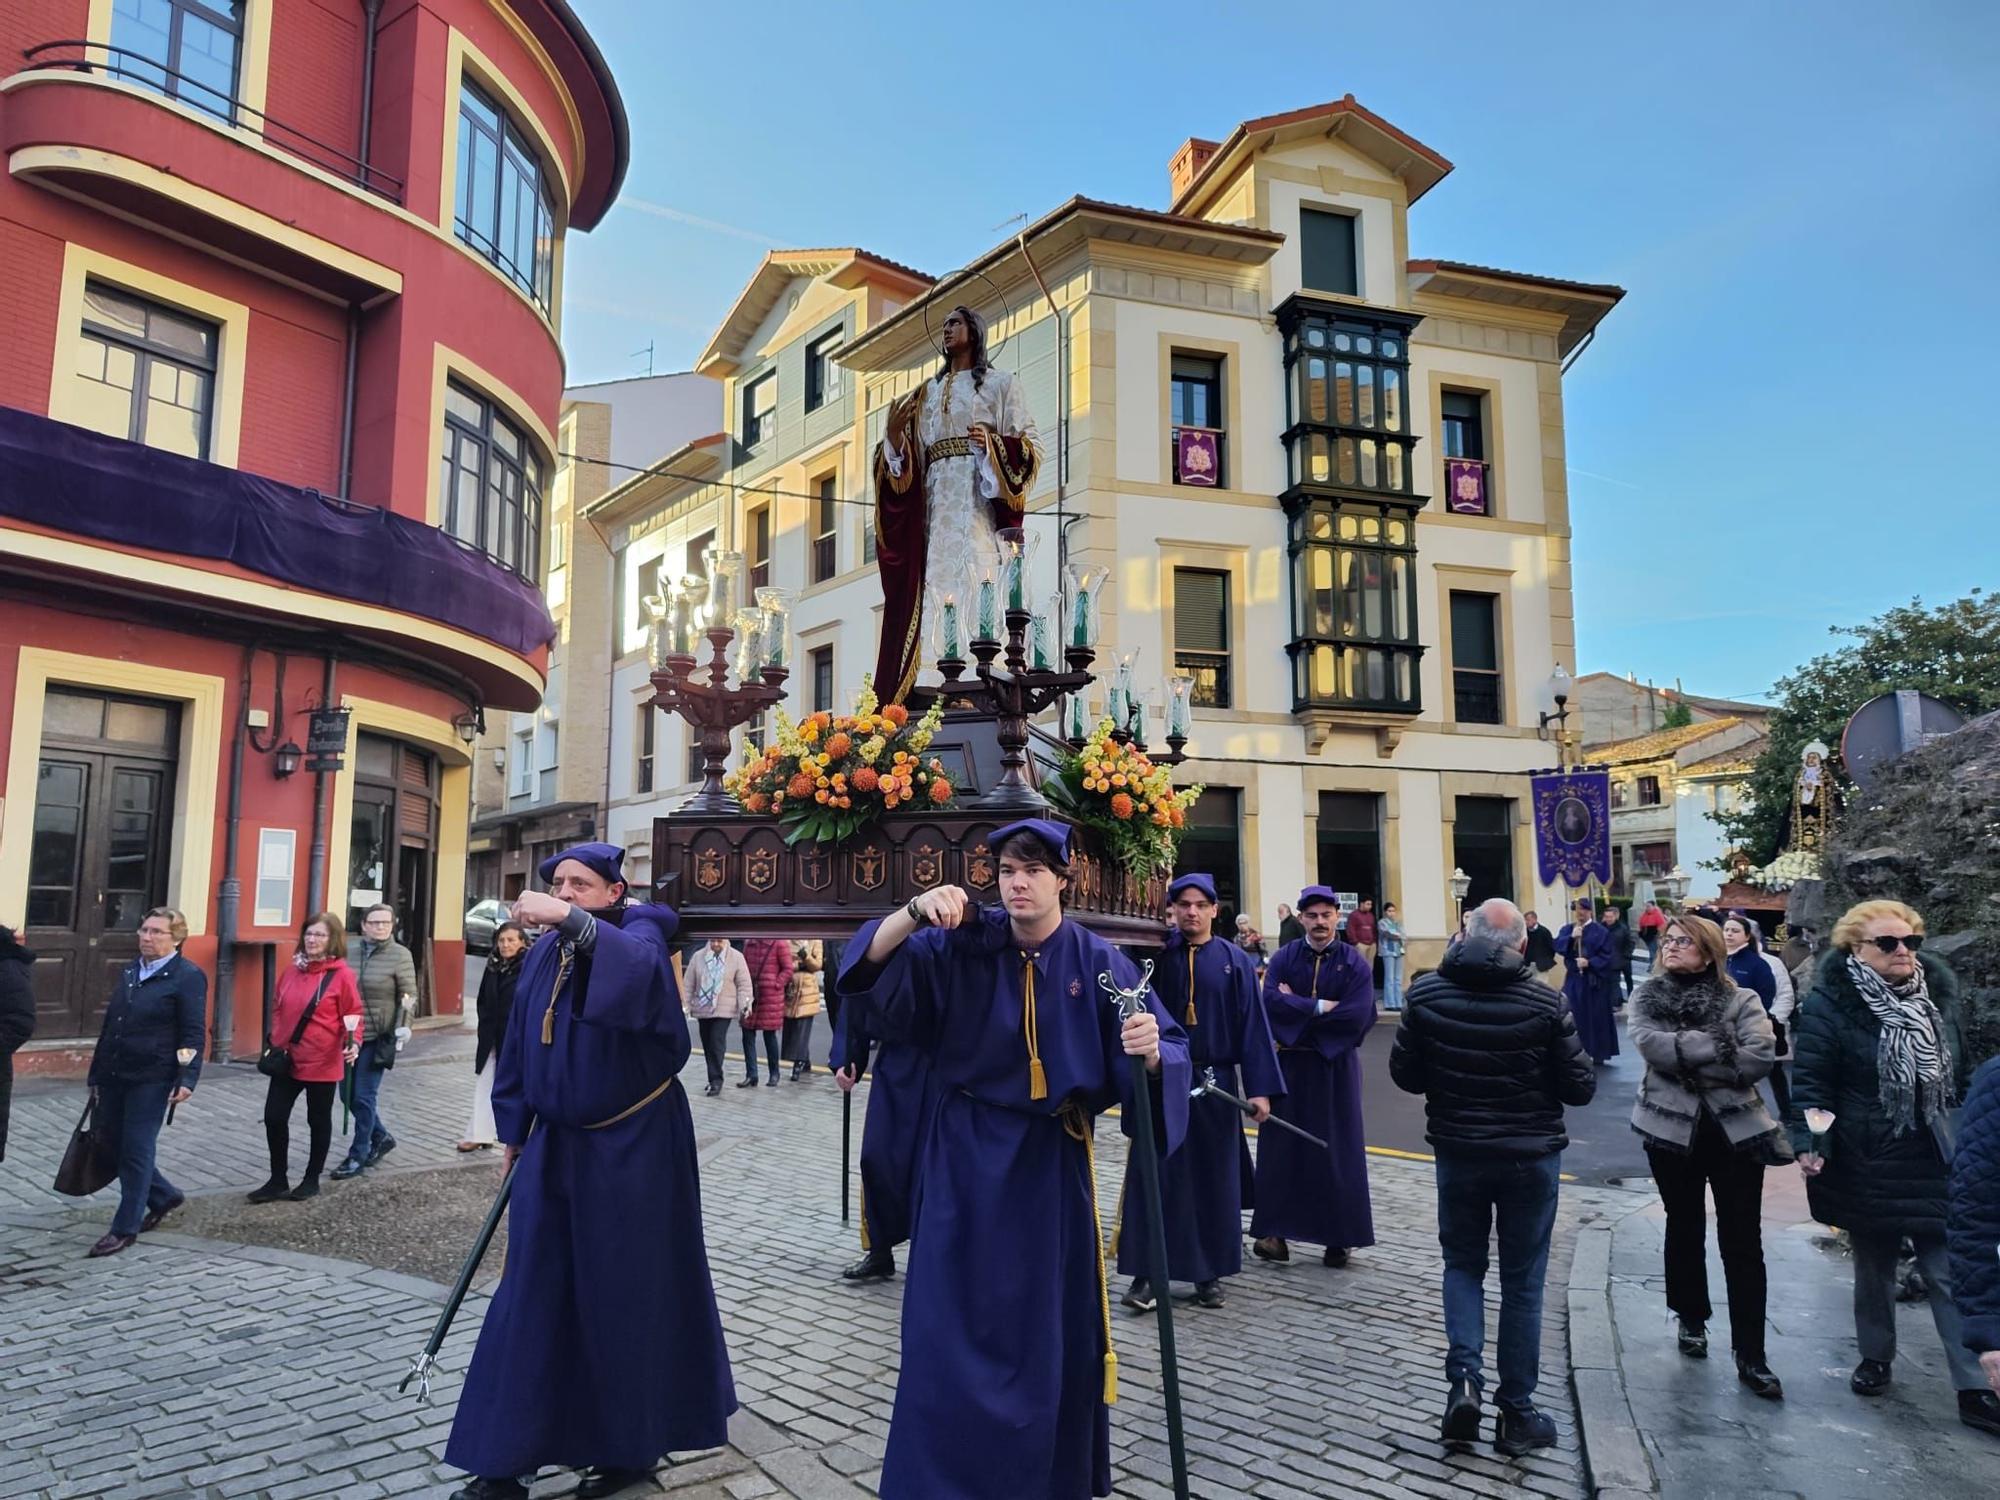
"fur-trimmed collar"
1631,967,1738,1029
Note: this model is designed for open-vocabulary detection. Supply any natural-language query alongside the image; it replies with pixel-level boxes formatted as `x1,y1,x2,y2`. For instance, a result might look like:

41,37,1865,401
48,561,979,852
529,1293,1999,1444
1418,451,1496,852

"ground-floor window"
1315,791,1383,909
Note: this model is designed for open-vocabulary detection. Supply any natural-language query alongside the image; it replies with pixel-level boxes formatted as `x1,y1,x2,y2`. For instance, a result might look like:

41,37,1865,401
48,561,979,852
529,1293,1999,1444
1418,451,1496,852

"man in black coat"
1522,911,1557,974
0,926,36,1164
1603,904,1638,999
1390,898,1596,1457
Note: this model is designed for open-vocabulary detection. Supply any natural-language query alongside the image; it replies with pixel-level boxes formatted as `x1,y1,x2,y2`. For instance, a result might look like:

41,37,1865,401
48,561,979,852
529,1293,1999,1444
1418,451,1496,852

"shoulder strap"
287,972,334,1046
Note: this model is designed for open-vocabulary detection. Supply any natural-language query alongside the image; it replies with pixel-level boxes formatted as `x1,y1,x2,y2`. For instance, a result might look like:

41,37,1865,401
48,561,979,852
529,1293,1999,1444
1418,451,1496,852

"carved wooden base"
651,810,1170,944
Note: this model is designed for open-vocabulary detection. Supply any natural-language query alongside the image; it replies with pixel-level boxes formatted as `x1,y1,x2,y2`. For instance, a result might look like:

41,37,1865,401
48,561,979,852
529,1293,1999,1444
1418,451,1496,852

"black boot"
736,1075,759,1088
1961,1389,2000,1437
1735,1355,1783,1400
577,1466,653,1499
1850,1357,1892,1395
447,1480,527,1500
1441,1378,1481,1442
287,1176,321,1202
1121,1278,1157,1313
246,1178,290,1204
1493,1405,1556,1456
842,1248,895,1281
1676,1319,1708,1358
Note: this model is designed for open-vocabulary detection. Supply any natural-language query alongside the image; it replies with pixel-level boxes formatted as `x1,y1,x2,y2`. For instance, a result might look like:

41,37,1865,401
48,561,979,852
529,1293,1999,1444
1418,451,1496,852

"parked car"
464,899,509,954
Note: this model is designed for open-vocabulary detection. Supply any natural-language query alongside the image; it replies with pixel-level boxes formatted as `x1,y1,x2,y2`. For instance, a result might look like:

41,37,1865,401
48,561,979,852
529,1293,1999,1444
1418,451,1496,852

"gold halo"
919,266,1015,367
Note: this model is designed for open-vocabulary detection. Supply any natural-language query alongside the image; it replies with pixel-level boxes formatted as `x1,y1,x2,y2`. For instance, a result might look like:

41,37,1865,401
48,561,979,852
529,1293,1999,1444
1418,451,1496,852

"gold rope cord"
1061,1101,1117,1405
541,947,575,1045
583,1075,674,1130
1184,945,1198,1027
1022,952,1048,1101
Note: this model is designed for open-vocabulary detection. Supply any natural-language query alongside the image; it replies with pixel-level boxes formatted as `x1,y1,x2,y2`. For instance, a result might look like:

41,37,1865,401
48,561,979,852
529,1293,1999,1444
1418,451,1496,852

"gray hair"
1466,897,1528,951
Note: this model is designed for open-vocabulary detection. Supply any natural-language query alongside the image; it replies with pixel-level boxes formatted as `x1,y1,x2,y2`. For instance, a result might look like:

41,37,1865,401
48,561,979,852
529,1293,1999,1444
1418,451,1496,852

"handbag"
258,973,333,1079
53,1094,117,1197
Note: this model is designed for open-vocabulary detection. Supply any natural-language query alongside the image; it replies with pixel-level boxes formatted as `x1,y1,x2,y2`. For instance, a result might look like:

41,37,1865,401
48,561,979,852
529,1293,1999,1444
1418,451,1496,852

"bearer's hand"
836,1064,859,1093
1277,982,1295,995
342,1044,360,1066
513,890,571,929
1247,1096,1272,1123
914,886,968,929
503,1144,521,1168
1578,956,1590,969
1982,1349,2000,1397
1120,1010,1162,1073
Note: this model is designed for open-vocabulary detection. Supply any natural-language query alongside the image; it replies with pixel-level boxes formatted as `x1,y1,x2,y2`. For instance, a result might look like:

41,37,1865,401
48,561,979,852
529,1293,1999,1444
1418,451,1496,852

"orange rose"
787,772,816,800
883,704,910,727
825,732,853,759
1110,792,1135,820
852,766,880,793
929,778,952,805
815,789,830,804
884,792,900,809
745,792,769,813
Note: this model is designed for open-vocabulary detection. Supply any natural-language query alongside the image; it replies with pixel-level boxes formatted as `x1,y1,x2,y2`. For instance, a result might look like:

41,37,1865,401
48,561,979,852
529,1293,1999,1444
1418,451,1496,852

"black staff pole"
839,993,853,1224
1100,968,1190,1500
400,1151,518,1399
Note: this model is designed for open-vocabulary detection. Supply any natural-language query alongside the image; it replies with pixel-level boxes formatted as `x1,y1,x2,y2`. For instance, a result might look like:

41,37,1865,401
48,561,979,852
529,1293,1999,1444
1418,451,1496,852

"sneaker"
1441,1378,1481,1443
1735,1356,1783,1400
287,1177,321,1202
1493,1406,1557,1456
246,1179,290,1204
1850,1357,1892,1396
330,1158,366,1181
1960,1389,2000,1438
1121,1278,1157,1313
1677,1319,1708,1359
365,1136,397,1166
1194,1280,1225,1308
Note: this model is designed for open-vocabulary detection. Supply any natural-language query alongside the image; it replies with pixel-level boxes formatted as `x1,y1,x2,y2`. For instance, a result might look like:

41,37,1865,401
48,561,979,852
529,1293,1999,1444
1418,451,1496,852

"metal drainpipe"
307,654,339,913
337,304,359,498
357,0,382,167
212,643,255,1061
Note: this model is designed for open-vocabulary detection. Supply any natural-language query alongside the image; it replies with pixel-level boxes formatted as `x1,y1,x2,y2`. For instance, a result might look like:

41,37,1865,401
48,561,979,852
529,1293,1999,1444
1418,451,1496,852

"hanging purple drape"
0,405,555,655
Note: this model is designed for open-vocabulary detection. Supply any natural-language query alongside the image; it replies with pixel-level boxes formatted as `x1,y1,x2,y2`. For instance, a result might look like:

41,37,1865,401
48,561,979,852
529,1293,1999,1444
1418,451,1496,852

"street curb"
1567,1204,1660,1498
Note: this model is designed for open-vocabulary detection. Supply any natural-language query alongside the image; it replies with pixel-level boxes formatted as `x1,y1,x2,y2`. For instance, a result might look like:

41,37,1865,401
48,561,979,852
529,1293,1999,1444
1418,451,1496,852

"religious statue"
871,305,1040,703
1788,739,1833,862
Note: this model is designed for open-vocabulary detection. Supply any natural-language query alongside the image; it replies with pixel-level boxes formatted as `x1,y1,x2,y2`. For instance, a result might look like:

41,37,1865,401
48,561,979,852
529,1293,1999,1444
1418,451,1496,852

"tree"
1718,591,2000,867
1660,699,1694,729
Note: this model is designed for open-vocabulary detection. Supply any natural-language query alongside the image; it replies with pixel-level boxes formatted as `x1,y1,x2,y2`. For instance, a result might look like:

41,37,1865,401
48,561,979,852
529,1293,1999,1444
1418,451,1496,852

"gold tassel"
1184,946,1198,1028
542,949,574,1046
1102,1350,1119,1405
541,997,555,1045
1022,954,1048,1100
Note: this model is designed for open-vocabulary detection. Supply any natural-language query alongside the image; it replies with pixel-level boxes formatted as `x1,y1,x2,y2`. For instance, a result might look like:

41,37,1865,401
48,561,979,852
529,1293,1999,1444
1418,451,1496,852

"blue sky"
559,1,2000,703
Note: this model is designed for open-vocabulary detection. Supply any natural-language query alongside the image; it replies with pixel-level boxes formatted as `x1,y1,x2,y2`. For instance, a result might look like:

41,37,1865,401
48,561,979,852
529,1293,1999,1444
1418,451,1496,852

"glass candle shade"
755,587,792,668
929,586,963,662
731,608,763,683
1031,592,1061,670
998,526,1040,612
1066,562,1109,648
703,548,744,630
1166,673,1196,737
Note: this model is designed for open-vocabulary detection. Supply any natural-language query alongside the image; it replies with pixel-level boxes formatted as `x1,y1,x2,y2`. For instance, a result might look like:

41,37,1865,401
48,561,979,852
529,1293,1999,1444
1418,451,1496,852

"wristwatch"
905,897,931,927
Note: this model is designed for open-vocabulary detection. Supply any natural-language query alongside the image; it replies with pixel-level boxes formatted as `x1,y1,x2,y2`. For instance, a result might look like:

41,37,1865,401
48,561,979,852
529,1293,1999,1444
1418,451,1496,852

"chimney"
1169,137,1220,202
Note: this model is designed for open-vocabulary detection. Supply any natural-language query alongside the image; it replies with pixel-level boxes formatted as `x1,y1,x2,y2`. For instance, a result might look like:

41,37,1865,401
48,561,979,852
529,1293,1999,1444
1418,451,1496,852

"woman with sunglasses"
1629,914,1786,1398
1790,900,1996,1436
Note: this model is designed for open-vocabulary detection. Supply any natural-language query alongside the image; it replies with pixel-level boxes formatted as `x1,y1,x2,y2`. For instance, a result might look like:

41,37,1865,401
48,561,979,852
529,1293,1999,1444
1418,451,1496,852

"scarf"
689,947,726,1015
1846,955,1954,1134
1631,966,1741,1077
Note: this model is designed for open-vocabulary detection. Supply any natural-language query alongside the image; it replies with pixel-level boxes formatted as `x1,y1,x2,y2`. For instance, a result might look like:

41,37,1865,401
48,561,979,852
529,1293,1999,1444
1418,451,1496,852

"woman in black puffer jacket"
0,926,37,1163
1789,899,1996,1437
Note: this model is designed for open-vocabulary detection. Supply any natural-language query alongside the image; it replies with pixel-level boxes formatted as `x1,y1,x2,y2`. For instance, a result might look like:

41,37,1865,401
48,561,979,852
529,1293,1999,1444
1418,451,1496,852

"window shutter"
1300,209,1358,296
1173,569,1228,652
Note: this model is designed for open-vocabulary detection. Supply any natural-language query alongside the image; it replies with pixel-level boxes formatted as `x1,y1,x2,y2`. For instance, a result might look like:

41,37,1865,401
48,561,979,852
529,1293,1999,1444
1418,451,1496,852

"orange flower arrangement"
1044,718,1201,876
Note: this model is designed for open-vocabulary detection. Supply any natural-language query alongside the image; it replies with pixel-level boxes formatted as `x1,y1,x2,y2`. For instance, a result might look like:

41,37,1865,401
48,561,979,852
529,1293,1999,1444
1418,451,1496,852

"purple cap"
538,841,627,887
1297,885,1340,912
990,818,1073,865
1167,872,1216,902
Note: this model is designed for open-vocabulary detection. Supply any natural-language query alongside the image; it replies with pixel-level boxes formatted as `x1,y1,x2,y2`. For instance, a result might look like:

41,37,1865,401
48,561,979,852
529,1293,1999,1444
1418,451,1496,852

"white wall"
564,372,721,480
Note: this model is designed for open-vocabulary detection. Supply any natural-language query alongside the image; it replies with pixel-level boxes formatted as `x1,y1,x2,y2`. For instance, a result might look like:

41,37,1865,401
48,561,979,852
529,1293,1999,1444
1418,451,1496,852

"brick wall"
239,309,346,492
264,0,364,170
0,218,62,414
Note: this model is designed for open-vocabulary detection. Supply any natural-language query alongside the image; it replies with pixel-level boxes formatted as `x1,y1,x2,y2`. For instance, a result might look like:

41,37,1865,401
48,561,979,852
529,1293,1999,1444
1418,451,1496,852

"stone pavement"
1592,1169,1998,1500
0,1028,1649,1499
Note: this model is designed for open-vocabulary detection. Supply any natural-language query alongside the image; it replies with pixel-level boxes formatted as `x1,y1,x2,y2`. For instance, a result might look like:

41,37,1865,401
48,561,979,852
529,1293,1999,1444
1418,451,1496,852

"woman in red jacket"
739,938,794,1088
248,911,363,1203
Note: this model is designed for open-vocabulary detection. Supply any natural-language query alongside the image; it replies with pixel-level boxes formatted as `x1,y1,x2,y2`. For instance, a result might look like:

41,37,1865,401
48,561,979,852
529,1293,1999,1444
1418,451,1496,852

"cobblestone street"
1,1029,1642,1499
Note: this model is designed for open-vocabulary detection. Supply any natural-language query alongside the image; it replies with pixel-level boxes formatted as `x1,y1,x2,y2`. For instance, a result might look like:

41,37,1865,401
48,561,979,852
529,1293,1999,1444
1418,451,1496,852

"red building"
0,0,626,1069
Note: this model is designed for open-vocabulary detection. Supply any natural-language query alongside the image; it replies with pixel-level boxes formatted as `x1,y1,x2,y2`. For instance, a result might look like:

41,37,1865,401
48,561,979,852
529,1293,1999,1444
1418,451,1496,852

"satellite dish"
1840,690,1967,791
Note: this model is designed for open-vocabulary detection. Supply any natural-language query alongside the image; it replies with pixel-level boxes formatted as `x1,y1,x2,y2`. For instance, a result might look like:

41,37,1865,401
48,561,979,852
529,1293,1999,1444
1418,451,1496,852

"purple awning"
0,404,555,655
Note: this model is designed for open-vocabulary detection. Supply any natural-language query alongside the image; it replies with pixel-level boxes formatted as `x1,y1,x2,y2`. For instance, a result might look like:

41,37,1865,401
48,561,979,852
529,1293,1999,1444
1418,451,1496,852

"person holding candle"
1628,914,1786,1398
82,907,207,1256
331,903,417,1180
1788,899,1989,1429
248,912,363,1204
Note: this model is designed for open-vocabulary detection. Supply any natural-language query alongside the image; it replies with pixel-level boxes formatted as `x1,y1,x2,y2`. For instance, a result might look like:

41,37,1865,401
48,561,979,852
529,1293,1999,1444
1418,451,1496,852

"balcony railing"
1452,670,1503,724
1171,425,1225,487
1174,650,1229,709
1444,456,1491,515
21,41,404,204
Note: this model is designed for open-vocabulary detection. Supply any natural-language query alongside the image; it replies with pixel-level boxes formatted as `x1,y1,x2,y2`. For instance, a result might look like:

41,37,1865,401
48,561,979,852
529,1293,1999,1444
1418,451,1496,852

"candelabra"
646,550,791,815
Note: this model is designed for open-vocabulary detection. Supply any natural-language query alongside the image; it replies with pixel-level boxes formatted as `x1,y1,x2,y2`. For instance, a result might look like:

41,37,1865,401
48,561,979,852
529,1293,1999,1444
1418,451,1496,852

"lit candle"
1166,673,1195,738
940,598,961,659
1065,562,1108,649
1066,692,1088,741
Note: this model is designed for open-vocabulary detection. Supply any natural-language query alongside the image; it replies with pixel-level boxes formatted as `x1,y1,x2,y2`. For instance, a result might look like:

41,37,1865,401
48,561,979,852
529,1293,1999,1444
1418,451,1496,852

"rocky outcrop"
1823,711,2000,1066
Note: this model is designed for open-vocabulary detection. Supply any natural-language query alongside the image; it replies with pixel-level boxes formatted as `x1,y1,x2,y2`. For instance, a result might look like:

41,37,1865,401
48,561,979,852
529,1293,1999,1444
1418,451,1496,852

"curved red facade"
0,0,625,1065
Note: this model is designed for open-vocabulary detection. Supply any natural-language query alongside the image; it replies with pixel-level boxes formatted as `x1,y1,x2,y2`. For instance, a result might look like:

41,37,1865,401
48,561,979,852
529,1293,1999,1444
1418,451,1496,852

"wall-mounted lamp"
273,740,303,779
453,706,484,744
1537,664,1573,739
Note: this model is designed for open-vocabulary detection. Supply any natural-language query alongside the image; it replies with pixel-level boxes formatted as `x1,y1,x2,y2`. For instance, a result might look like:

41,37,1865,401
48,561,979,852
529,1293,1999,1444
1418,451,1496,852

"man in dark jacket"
1522,911,1556,974
1603,904,1638,999
0,926,36,1164
1390,898,1596,1457
1950,1057,2000,1425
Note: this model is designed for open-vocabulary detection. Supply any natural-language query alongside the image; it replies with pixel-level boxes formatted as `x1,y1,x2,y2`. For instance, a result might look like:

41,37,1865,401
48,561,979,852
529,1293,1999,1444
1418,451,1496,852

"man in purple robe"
1117,871,1284,1310
1251,885,1377,1267
1556,898,1622,1064
836,818,1190,1500
445,844,735,1500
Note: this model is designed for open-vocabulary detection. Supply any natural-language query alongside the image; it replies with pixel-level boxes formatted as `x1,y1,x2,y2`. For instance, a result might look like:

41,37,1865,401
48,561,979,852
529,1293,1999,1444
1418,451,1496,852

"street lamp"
272,740,303,779
1449,867,1472,933
1659,865,1690,912
1536,664,1572,738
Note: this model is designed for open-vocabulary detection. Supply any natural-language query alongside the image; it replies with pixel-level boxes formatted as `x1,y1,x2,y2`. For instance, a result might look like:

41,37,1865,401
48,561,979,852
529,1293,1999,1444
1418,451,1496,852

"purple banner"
1446,458,1489,515
1175,429,1219,486
1532,769,1612,888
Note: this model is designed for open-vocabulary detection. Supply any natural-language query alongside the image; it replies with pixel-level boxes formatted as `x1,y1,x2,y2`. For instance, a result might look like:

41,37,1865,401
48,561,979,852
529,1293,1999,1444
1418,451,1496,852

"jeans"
264,1075,337,1184
95,1079,180,1237
1851,1231,1984,1390
1435,1150,1562,1411
1381,951,1405,1011
342,1045,391,1166
742,1020,779,1080
1647,1110,1767,1360
697,1017,731,1087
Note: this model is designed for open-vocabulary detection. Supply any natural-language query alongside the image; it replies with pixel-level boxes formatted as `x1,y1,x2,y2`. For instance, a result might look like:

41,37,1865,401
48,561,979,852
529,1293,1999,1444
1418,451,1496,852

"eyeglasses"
1867,934,1923,954
1661,935,1698,949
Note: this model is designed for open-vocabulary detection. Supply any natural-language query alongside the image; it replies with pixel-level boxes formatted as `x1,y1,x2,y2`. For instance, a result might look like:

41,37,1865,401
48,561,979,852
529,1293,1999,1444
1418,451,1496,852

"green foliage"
1660,699,1694,729
1717,591,2000,867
